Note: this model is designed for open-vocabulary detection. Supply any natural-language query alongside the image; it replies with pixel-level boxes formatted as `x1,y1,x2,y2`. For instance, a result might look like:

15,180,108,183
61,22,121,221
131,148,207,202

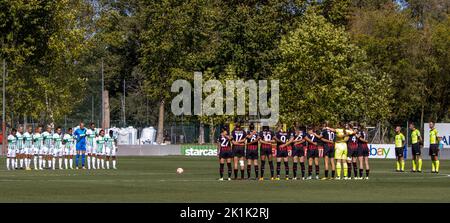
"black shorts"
260,145,272,156
358,144,369,157
323,143,335,157
246,149,258,160
233,146,245,158
429,144,439,156
292,145,305,157
277,149,289,158
219,148,233,159
395,147,404,157
411,143,421,156
307,149,319,159
348,149,359,158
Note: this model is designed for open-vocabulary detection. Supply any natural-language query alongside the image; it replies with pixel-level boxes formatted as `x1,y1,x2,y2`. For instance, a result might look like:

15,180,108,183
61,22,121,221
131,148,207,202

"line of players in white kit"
5,123,118,170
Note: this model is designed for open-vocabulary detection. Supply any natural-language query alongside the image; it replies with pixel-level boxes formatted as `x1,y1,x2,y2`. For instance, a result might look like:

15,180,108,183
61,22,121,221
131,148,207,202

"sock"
219,163,224,178
260,160,266,178
336,162,341,177
325,170,329,178
359,169,363,178
106,160,110,169
276,162,281,177
233,169,238,179
247,165,251,178
75,154,80,167
112,159,116,168
284,161,289,177
49,159,52,168
269,161,274,178
353,162,358,177
240,169,244,179
418,159,422,171
412,160,417,171
59,158,62,169
70,158,73,169
347,162,352,177
34,156,38,169
308,165,312,177
332,170,336,178
300,162,305,177
87,156,91,169
227,163,232,178
15,158,18,168
97,158,100,169
315,165,319,177
293,162,298,178
254,165,259,178
39,156,43,169
366,169,370,177
42,157,46,168
81,153,86,167
436,160,440,172
343,162,348,177
6,158,10,169
20,159,24,168
401,160,405,171
92,156,96,169
396,161,400,171
11,159,15,169
101,159,105,169
65,158,68,169
52,158,56,169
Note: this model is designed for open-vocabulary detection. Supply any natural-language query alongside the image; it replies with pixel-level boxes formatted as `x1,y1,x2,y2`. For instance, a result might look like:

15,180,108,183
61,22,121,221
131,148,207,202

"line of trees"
1,0,449,143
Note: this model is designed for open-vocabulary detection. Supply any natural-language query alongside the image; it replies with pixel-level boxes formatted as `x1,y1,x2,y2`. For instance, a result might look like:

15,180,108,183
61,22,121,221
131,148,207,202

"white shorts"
53,148,63,157
7,148,16,158
41,146,50,155
16,148,25,154
33,147,41,155
86,144,94,154
64,146,75,156
105,147,116,156
24,147,33,155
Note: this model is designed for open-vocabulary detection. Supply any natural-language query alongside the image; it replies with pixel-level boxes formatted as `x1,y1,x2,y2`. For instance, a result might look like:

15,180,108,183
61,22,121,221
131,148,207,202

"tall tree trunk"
156,99,165,144
420,103,424,132
209,123,216,144
198,122,205,144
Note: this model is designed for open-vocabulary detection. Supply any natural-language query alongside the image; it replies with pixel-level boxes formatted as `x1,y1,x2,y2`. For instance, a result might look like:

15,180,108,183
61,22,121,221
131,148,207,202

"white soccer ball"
176,168,184,174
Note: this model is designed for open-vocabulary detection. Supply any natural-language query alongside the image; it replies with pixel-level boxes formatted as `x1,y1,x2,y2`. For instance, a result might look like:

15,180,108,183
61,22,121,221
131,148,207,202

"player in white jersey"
6,129,17,170
63,128,75,169
52,127,63,170
42,126,53,169
15,126,25,169
94,129,106,169
33,126,44,170
23,126,34,170
86,123,97,169
105,130,117,169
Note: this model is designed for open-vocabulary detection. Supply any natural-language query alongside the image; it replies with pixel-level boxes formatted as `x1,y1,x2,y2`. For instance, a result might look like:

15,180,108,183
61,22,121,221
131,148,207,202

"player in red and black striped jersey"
274,126,294,180
305,127,321,180
258,126,276,180
346,123,359,179
245,125,259,180
357,125,370,179
292,127,306,180
320,121,336,179
230,123,247,180
217,128,233,181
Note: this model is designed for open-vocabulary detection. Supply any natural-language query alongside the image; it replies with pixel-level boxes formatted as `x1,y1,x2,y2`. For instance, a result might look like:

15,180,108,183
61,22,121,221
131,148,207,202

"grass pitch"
0,156,449,202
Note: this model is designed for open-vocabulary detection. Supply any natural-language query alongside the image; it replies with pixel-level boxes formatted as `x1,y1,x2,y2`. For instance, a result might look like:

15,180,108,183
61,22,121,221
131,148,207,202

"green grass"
0,156,449,202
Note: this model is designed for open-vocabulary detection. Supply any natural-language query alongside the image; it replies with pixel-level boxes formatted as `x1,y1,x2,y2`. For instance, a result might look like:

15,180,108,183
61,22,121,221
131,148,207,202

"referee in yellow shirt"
429,122,440,173
409,123,422,172
394,126,406,172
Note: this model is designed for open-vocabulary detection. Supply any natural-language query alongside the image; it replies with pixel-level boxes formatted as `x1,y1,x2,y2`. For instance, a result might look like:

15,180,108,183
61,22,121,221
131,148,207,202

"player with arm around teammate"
258,126,276,181
15,126,25,170
218,128,233,181
94,129,106,169
6,128,17,170
304,126,321,180
274,125,294,180
292,127,306,180
63,128,75,169
33,126,44,170
346,123,359,179
86,123,97,169
52,127,64,170
105,130,118,169
42,126,53,169
230,123,247,180
23,126,33,170
357,125,370,179
319,122,336,180
245,126,259,180
327,122,353,180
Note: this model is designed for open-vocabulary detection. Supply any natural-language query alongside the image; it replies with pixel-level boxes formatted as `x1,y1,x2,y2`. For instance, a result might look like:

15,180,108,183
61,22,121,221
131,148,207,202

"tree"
276,11,391,126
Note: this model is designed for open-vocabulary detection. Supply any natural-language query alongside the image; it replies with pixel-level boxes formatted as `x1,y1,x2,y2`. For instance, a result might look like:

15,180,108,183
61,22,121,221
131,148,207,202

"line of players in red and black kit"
217,122,370,181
